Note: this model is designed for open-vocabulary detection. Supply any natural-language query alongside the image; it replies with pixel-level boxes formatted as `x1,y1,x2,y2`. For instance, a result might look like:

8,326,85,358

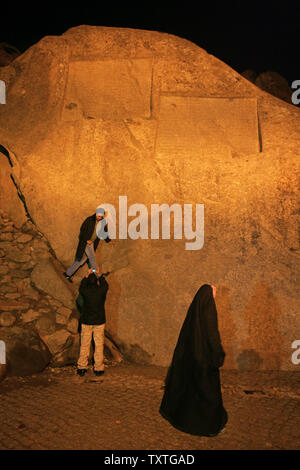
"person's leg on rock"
65,253,88,281
85,243,99,272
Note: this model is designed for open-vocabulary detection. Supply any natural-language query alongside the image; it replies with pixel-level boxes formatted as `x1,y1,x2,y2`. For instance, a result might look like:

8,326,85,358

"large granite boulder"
241,70,293,104
0,26,299,370
255,71,292,104
255,71,293,103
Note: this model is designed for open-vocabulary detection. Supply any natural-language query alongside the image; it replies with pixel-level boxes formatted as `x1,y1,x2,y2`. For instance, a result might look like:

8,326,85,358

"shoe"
94,370,104,377
63,272,73,283
77,369,87,377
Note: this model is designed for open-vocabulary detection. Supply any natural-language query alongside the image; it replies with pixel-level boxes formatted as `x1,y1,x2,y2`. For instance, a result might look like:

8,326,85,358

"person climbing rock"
64,206,112,282
76,268,109,377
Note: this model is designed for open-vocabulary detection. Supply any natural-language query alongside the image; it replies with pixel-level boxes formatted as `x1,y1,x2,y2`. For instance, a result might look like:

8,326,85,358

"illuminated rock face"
62,58,153,121
0,26,299,369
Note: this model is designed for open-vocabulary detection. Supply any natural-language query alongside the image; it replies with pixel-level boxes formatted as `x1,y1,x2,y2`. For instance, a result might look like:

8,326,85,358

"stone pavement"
0,362,299,450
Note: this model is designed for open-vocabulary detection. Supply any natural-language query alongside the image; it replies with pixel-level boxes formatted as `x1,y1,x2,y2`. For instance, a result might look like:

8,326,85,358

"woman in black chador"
159,284,227,437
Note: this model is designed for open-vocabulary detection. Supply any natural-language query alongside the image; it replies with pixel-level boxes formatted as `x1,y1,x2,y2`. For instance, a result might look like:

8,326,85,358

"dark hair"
87,273,98,286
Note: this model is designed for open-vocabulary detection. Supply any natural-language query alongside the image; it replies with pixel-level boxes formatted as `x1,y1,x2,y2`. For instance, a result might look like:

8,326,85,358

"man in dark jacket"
77,268,109,377
64,206,112,282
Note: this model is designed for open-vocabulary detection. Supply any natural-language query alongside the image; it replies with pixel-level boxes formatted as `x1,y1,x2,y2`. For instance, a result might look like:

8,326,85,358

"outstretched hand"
85,267,94,278
85,267,101,278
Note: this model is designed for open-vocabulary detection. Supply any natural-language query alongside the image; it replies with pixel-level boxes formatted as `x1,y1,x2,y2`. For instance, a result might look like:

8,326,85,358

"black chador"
159,284,228,436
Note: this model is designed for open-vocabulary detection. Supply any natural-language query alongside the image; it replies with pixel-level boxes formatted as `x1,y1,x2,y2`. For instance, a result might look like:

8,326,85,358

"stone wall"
0,210,80,376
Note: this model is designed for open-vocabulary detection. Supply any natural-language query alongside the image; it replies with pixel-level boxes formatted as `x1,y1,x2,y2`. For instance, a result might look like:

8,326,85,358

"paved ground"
0,362,299,450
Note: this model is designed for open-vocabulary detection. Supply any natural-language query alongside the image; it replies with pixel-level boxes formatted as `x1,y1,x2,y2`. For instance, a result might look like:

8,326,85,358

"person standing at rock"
64,206,112,282
77,268,109,377
159,283,227,437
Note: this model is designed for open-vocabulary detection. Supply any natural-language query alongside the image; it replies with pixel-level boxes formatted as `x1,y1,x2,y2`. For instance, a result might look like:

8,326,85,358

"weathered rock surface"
4,293,21,300
0,265,9,276
56,306,73,321
0,326,51,376
35,315,57,336
50,334,80,367
4,245,31,263
0,312,16,327
0,299,31,311
12,278,39,302
15,233,33,243
31,259,75,309
21,309,41,323
66,315,79,334
39,329,71,356
0,26,299,370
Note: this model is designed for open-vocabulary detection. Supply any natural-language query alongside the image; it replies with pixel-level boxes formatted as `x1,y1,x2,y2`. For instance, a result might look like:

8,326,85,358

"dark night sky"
1,2,299,83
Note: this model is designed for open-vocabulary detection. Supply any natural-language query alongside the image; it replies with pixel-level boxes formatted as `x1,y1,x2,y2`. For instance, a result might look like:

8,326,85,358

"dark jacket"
78,276,109,325
75,213,111,261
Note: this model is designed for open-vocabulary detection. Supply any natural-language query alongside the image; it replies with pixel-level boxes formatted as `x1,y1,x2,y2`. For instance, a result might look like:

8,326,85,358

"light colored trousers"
77,323,105,371
66,243,99,277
